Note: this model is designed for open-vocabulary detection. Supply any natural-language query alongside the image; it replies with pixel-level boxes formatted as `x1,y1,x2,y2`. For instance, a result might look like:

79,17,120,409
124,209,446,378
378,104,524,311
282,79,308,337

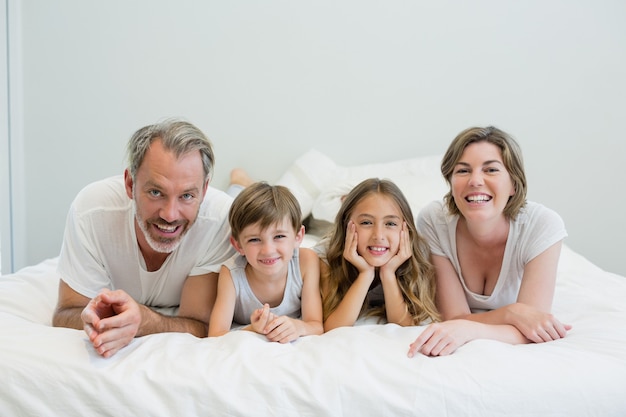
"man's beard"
133,200,191,254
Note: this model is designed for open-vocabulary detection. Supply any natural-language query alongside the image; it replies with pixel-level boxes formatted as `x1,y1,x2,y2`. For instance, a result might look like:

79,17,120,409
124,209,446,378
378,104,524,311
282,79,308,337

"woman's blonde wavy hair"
442,126,527,220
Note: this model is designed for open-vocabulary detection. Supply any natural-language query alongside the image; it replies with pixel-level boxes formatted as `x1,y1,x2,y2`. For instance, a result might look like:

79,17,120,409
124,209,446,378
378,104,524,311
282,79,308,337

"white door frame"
1,0,25,274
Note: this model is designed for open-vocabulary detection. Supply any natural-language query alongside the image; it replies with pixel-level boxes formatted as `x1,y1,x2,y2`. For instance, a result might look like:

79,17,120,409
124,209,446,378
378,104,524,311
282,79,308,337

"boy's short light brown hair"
228,182,303,241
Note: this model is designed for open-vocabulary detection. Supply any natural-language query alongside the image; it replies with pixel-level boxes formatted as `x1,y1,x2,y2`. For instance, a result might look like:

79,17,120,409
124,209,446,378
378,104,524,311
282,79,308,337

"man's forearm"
53,304,208,338
52,307,85,330
138,305,208,338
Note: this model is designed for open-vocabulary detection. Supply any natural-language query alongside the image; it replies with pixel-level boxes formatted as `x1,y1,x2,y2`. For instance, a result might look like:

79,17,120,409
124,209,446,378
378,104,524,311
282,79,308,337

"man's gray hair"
126,118,215,181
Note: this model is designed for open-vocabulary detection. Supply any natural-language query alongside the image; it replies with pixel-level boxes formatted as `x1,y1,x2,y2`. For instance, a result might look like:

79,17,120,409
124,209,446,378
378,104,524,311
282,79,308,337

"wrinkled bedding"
1,245,626,416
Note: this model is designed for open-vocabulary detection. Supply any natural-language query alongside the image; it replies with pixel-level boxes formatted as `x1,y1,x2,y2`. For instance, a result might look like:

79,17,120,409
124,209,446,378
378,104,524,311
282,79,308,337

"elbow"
51,306,82,330
323,321,341,333
310,321,324,336
186,318,209,338
51,311,62,328
51,306,62,327
207,327,228,338
323,318,352,333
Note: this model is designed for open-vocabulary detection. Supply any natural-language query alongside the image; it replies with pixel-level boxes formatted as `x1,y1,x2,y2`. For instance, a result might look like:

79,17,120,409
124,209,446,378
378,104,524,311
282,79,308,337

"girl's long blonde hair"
321,178,440,325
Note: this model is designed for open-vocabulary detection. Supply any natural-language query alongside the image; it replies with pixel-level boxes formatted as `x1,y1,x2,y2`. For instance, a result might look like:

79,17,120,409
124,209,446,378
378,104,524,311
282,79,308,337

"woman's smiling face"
451,141,515,222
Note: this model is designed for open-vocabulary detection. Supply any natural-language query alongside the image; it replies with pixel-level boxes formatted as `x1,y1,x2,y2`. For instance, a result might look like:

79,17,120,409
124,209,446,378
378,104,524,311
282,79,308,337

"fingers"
342,222,375,275
250,304,273,334
537,322,570,342
97,289,130,305
82,289,130,324
400,222,412,257
543,325,562,342
90,296,140,333
407,326,435,358
95,312,135,333
264,317,297,343
250,307,264,323
526,316,571,343
263,314,281,335
379,223,412,277
82,290,140,358
260,304,272,328
83,322,98,342
407,340,423,358
410,339,453,357
254,308,298,343
407,324,461,358
346,221,356,246
91,326,135,358
555,321,571,337
81,306,100,329
82,298,105,340
342,221,358,260
395,222,412,261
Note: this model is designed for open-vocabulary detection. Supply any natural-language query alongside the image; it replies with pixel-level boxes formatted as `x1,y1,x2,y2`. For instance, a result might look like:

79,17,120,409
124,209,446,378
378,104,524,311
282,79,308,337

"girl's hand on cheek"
380,222,412,277
343,221,374,274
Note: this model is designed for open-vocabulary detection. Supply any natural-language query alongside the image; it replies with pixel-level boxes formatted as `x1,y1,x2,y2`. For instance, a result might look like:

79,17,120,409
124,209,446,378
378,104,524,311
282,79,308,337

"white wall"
3,0,625,275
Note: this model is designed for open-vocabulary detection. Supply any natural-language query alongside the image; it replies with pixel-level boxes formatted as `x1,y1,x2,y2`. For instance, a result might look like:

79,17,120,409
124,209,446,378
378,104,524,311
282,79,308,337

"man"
52,118,235,358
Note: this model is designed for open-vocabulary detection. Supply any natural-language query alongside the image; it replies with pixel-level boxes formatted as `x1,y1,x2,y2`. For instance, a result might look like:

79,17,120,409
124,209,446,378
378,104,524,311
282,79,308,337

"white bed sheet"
1,245,626,416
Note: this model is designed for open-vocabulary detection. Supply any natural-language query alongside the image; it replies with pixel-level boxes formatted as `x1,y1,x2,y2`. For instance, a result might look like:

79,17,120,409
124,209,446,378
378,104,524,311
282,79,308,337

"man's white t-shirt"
57,175,235,308
417,200,567,312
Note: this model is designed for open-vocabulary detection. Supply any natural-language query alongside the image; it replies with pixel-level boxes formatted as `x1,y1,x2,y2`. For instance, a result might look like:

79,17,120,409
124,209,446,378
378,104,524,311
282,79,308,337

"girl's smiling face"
349,193,403,267
451,141,515,222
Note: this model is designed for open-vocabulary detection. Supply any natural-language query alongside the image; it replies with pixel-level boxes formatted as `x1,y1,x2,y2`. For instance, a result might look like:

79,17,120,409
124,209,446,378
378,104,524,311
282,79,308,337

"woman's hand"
506,303,571,343
407,320,477,357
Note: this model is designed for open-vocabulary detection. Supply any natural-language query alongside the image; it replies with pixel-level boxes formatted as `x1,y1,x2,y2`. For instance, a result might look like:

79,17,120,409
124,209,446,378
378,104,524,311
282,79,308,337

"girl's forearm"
323,272,373,331
298,319,324,336
379,273,412,326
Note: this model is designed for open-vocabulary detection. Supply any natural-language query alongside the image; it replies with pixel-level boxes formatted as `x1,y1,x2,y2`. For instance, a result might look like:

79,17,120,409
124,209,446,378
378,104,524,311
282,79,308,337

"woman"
408,126,570,357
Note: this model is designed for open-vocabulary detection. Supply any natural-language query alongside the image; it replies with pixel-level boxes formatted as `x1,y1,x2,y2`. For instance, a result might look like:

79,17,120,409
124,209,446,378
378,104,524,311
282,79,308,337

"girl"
320,178,440,331
209,182,323,343
408,126,570,357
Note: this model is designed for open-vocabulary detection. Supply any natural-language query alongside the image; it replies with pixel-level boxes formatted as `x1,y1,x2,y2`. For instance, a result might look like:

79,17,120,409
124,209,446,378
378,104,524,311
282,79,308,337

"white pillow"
311,155,447,223
275,149,340,218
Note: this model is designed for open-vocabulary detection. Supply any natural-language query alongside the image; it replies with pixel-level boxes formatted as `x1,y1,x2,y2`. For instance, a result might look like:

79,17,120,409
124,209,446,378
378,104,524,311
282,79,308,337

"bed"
2,151,626,416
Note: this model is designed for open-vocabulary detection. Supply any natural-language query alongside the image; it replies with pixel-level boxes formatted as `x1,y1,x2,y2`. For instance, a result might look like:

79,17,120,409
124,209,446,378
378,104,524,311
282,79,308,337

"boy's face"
231,217,304,278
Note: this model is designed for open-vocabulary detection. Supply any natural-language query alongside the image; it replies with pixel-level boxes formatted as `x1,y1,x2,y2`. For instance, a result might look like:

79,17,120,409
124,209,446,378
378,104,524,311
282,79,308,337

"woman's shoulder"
516,201,567,239
417,199,445,218
518,201,564,225
416,199,453,229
